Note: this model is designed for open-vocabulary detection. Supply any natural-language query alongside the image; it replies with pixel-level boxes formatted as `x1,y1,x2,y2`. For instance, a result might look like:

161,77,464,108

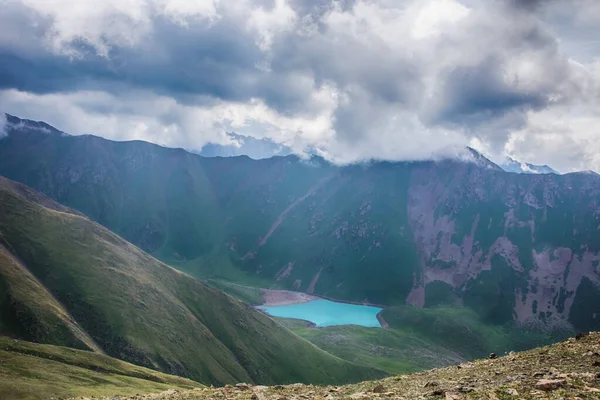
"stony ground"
75,333,600,400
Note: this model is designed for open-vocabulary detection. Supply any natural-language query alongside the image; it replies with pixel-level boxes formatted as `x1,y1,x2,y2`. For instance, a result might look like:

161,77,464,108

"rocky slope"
75,332,600,400
0,176,382,386
1,114,599,333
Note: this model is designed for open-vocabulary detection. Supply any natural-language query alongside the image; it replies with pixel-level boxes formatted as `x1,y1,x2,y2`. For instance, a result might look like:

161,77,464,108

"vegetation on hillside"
275,306,556,375
0,177,383,386
278,318,463,374
380,306,559,360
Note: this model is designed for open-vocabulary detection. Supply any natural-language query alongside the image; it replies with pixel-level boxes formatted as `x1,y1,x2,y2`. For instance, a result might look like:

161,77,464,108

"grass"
0,177,384,386
278,318,464,374
0,337,200,400
0,243,99,352
276,308,551,376
381,306,557,360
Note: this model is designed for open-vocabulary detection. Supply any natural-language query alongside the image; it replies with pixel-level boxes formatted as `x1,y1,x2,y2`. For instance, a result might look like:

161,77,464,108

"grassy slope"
275,306,556,375
0,177,384,386
380,306,557,359
0,244,100,352
83,332,600,400
277,318,463,375
0,337,200,400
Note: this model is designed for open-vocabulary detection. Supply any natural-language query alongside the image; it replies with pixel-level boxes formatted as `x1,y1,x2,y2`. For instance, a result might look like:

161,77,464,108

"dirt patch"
275,262,295,281
306,267,322,294
258,176,333,247
261,289,317,306
376,311,389,328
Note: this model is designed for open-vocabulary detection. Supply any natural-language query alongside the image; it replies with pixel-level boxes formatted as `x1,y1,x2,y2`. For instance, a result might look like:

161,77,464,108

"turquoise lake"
259,299,383,327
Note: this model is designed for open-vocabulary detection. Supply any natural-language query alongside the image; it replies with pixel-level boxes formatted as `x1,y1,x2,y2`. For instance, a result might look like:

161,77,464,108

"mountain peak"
501,156,558,175
2,113,66,137
460,146,503,171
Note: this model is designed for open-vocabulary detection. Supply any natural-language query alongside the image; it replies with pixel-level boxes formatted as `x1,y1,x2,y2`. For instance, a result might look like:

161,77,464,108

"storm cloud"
0,0,599,171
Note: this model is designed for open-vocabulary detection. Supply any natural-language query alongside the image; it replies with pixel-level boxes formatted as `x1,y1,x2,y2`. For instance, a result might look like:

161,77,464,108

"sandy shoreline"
261,289,318,306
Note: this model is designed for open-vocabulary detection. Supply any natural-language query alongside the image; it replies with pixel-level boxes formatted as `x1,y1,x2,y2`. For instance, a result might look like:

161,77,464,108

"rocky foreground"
77,333,600,400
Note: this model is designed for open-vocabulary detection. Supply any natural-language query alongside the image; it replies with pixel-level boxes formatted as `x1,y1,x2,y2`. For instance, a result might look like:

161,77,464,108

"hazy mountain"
198,133,292,159
1,115,599,335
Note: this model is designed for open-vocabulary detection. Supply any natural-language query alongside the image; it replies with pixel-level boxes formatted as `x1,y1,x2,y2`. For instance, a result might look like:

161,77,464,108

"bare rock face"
405,161,600,331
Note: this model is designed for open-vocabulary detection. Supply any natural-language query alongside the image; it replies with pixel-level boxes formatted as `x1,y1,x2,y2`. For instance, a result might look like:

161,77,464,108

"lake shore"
261,288,387,308
261,289,318,306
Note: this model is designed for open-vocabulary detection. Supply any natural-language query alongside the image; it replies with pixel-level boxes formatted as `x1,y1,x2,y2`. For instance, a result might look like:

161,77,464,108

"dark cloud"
428,58,548,126
270,29,422,106
0,2,319,115
509,0,546,10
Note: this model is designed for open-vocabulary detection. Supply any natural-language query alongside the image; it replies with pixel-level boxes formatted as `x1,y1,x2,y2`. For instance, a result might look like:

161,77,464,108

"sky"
0,0,599,172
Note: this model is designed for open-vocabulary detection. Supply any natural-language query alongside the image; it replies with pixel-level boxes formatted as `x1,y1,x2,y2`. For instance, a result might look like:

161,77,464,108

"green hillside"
276,318,464,374
0,176,383,386
0,337,200,400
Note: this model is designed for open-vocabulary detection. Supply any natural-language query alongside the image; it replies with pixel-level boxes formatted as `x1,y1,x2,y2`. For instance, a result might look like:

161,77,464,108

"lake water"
259,299,383,327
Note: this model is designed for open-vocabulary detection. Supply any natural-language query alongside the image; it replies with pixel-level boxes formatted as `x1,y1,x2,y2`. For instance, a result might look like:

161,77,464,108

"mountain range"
1,114,598,335
197,133,562,177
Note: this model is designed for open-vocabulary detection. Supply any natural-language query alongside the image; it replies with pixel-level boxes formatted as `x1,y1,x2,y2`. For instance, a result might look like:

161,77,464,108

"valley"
2,114,599,339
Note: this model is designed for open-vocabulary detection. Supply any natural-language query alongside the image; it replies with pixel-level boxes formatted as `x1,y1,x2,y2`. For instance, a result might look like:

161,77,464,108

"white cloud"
0,112,7,138
247,0,297,50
